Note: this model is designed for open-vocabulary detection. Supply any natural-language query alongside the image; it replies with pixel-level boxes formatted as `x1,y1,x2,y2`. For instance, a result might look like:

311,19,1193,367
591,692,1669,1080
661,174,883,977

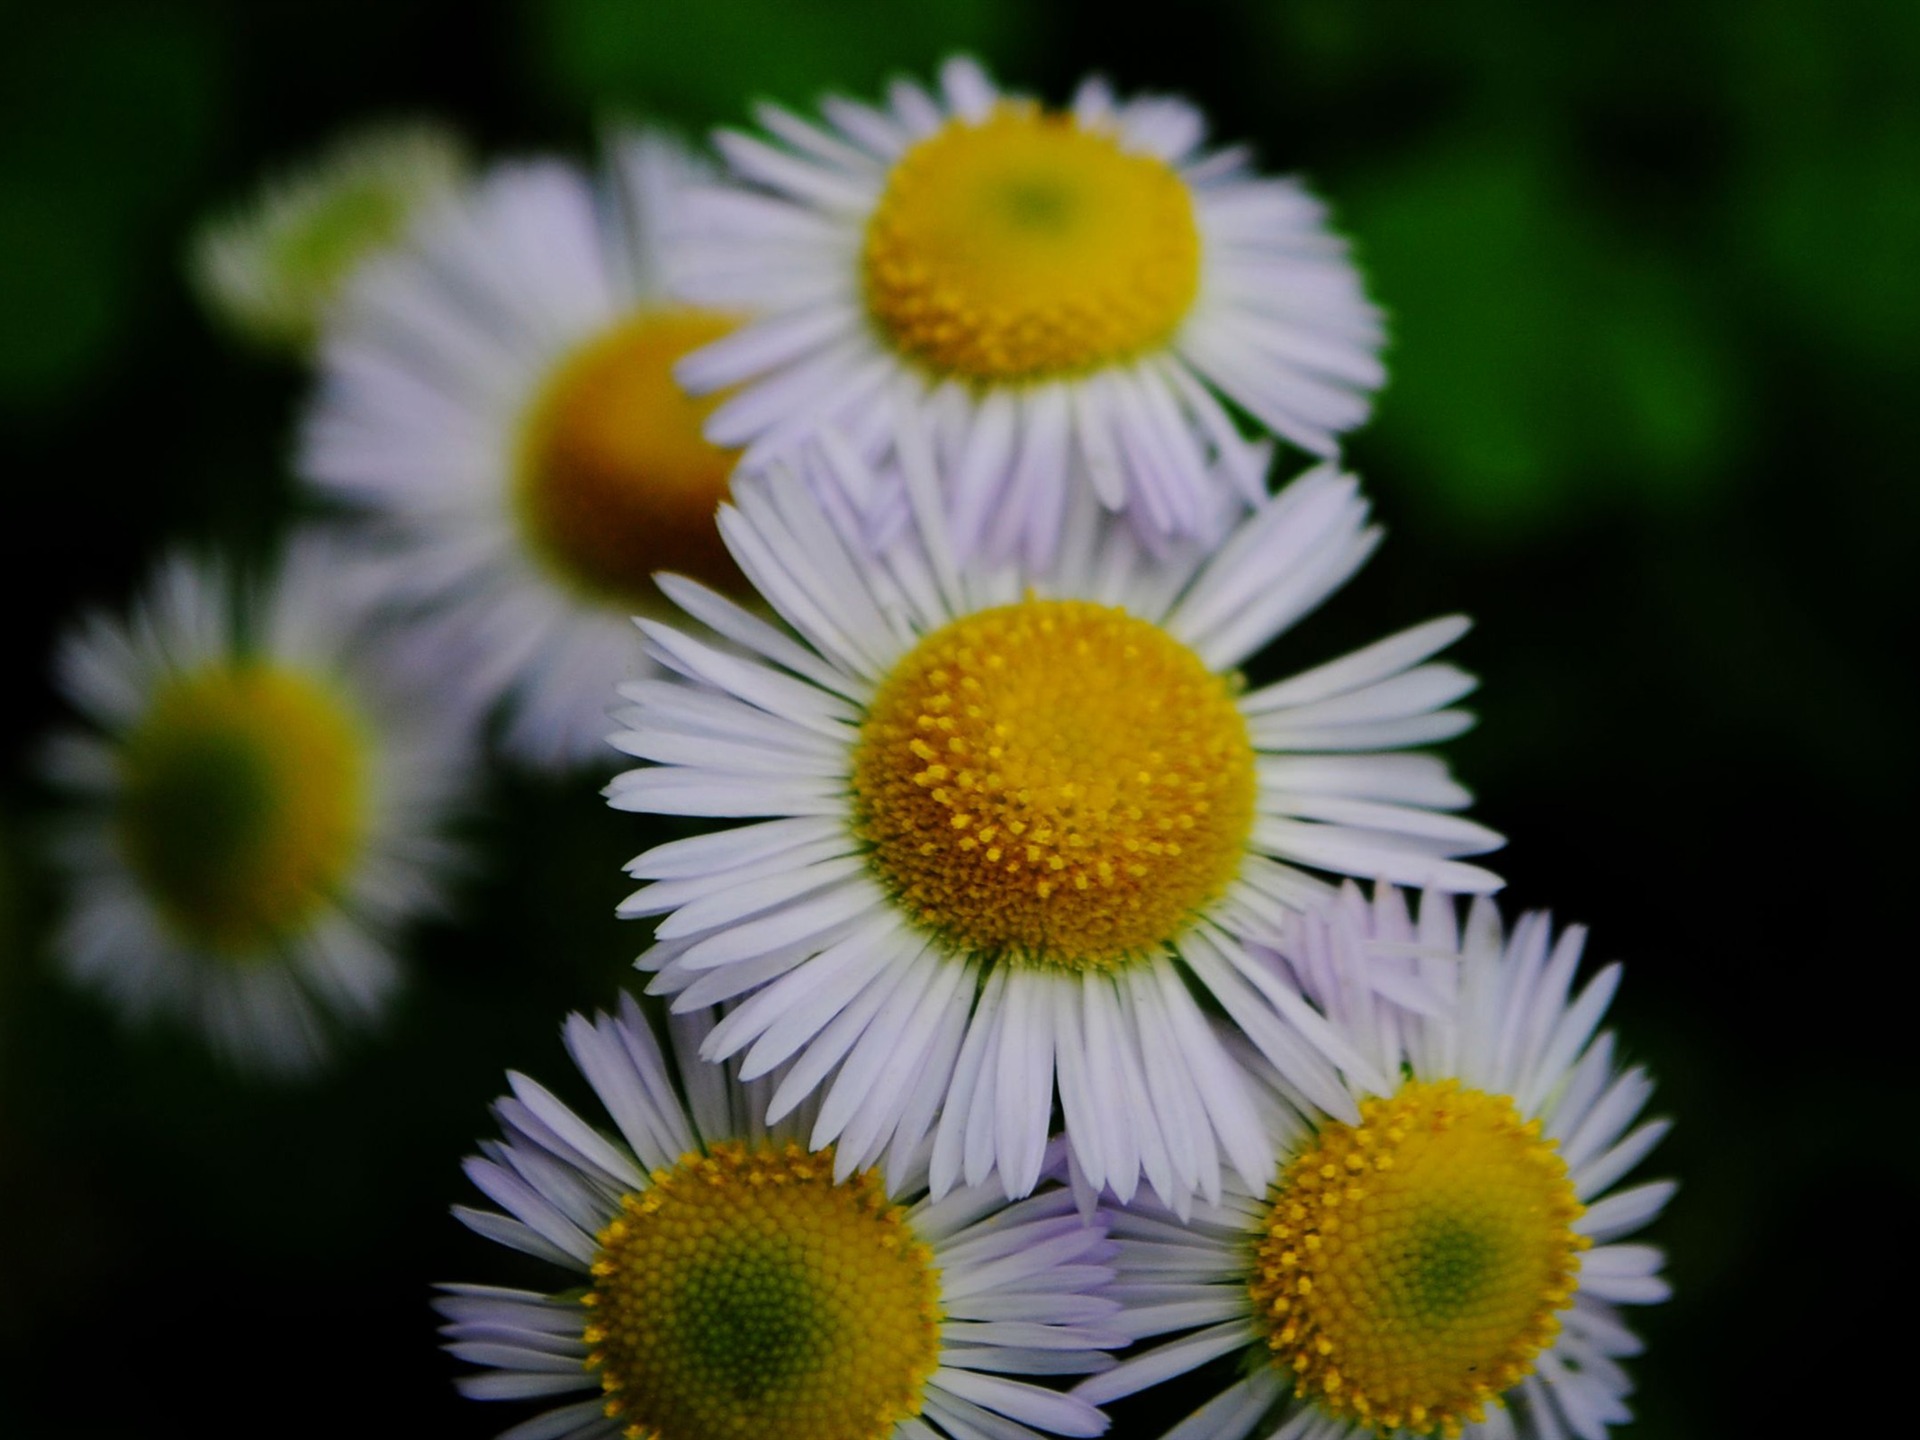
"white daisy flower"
441,993,1122,1440
189,119,468,355
1078,883,1673,1440
669,55,1384,564
41,534,469,1073
300,131,753,768
607,441,1502,1211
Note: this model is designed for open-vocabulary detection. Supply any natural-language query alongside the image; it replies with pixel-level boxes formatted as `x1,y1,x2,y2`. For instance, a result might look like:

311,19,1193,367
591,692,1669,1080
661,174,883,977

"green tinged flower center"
584,1141,943,1440
116,663,368,953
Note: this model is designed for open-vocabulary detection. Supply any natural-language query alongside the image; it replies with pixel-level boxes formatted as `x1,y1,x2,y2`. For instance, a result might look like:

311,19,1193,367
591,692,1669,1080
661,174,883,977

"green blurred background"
2,0,1915,1433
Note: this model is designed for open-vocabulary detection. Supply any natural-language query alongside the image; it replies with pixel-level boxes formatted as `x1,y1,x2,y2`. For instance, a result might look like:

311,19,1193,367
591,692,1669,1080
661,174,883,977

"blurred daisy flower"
1079,885,1673,1440
441,993,1122,1440
670,56,1384,564
608,445,1500,1209
41,535,468,1073
301,131,753,768
189,120,468,356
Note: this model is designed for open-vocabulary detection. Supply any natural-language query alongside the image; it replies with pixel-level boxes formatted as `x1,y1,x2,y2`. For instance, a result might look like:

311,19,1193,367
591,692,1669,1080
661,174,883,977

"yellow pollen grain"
516,307,745,609
863,103,1201,382
852,597,1254,972
116,663,367,954
584,1140,942,1440
1248,1080,1590,1438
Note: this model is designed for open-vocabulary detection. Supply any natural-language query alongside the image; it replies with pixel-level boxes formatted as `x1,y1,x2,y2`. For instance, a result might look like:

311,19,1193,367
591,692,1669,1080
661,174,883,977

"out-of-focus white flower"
42,534,469,1072
301,132,754,768
189,120,468,355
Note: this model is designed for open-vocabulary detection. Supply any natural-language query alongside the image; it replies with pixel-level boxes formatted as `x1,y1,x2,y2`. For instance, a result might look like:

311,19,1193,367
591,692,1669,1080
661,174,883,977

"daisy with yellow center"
189,120,468,356
1077,884,1674,1440
606,443,1501,1209
299,132,751,768
669,56,1384,563
41,538,468,1072
441,994,1121,1440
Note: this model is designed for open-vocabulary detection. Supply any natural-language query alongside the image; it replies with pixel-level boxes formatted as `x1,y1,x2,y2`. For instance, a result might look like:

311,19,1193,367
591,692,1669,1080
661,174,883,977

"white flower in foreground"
42,536,468,1072
1079,884,1673,1440
190,120,468,355
442,993,1120,1440
608,444,1501,1210
301,132,752,768
669,55,1384,565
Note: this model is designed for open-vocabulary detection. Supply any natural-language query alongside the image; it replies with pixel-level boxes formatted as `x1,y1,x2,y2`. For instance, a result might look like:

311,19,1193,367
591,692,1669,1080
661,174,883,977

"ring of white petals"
301,133,742,768
1076,885,1674,1440
42,537,466,1072
442,995,1123,1440
669,55,1386,563
608,437,1502,1211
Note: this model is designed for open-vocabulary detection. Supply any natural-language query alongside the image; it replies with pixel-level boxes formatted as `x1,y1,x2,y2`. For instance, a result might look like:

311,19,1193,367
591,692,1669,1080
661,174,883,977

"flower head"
1078,884,1673,1440
300,130,749,768
189,120,468,355
442,994,1121,1440
670,56,1384,563
608,442,1500,1209
42,535,468,1071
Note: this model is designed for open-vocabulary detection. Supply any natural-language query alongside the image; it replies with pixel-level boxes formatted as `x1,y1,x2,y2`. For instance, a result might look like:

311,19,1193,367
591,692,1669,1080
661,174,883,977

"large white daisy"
300,130,753,768
41,534,469,1073
1078,883,1674,1440
668,55,1384,565
607,441,1501,1211
441,993,1121,1440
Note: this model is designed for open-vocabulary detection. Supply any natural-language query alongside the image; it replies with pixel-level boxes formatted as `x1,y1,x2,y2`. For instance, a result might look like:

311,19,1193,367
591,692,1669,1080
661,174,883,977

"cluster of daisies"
41,57,1670,1440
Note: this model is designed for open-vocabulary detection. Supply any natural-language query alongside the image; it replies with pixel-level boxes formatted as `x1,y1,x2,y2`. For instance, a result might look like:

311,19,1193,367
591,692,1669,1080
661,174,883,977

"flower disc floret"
584,1141,942,1440
863,103,1201,382
852,597,1255,971
1250,1080,1589,1437
517,309,743,607
116,663,366,953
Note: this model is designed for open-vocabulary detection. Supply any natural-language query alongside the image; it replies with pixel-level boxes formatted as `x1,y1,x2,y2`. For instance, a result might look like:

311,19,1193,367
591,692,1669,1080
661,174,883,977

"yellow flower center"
1249,1080,1590,1438
116,664,367,954
863,103,1201,382
584,1141,942,1440
852,598,1255,971
516,308,745,609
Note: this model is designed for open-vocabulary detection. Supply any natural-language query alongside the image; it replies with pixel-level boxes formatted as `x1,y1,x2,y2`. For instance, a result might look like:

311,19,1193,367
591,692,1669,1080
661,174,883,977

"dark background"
2,1,1915,1434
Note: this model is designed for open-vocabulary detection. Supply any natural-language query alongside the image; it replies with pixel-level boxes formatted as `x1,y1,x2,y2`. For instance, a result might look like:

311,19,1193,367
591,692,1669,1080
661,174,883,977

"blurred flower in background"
39,536,470,1071
300,132,752,768
189,120,469,358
